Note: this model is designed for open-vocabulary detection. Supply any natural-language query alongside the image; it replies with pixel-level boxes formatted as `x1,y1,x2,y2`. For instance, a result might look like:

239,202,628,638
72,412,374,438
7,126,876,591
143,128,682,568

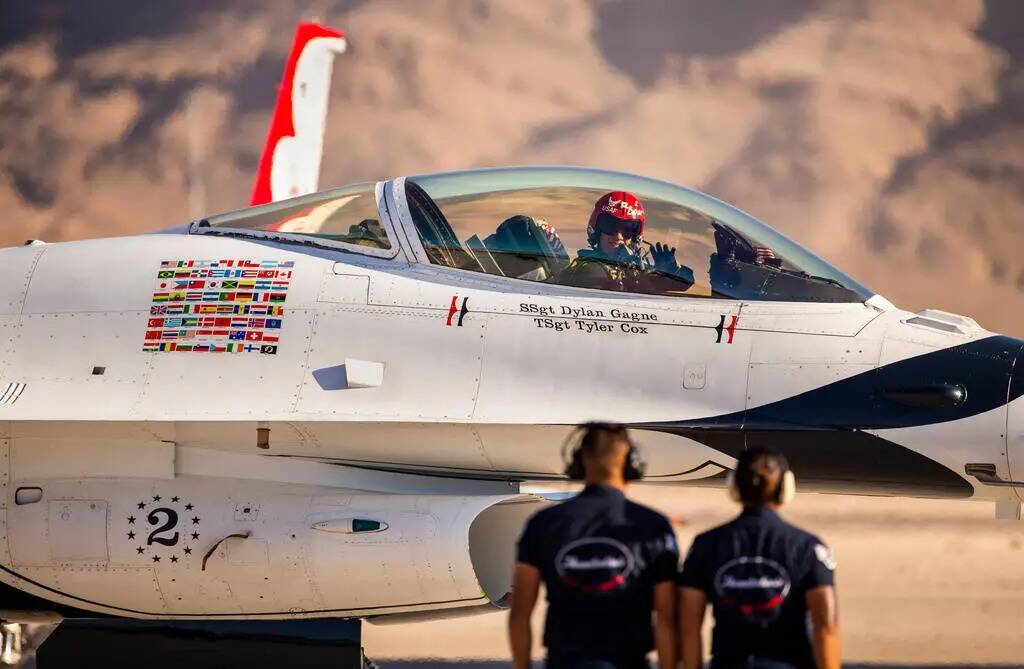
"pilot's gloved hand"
676,264,695,287
650,242,680,274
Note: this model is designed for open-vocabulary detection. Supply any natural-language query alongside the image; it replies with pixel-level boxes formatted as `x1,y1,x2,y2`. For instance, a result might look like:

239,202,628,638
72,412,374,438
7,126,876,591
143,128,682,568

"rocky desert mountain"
1,0,1021,332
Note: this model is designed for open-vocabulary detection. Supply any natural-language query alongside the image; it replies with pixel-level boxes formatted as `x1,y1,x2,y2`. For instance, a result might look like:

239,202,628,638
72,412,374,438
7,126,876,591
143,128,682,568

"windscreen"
202,182,390,250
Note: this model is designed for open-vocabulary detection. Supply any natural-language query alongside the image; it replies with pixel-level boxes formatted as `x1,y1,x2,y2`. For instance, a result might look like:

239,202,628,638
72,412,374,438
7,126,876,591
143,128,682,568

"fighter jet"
1,17,1023,669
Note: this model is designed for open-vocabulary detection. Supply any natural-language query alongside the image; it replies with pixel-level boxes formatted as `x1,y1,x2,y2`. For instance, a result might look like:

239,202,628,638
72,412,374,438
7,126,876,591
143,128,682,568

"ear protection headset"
563,423,646,482
726,451,796,505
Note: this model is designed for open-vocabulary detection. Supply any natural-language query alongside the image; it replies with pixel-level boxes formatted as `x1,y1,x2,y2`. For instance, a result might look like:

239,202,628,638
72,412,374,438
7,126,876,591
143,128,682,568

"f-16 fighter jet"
1,17,1022,669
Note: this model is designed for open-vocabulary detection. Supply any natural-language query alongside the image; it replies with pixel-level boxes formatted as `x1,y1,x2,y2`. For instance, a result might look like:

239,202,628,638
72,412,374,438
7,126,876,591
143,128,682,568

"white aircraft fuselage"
0,168,1022,624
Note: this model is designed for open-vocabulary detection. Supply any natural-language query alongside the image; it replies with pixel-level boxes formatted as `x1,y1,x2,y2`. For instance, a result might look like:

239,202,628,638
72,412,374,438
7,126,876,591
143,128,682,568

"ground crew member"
508,422,678,669
678,447,840,669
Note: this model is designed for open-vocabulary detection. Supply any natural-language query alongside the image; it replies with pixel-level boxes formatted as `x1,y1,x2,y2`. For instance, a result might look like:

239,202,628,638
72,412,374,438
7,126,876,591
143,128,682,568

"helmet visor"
595,213,641,238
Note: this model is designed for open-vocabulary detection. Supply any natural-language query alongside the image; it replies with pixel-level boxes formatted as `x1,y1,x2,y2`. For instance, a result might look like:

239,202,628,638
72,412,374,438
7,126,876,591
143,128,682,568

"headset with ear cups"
562,423,647,481
726,455,796,505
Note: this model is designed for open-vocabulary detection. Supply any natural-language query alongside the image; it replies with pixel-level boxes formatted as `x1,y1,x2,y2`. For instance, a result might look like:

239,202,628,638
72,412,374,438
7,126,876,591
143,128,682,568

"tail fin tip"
249,20,347,207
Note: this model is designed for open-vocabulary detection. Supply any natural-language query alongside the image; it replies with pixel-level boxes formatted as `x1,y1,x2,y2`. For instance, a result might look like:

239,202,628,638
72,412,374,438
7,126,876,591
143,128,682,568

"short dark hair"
578,422,631,476
578,422,630,456
735,446,788,505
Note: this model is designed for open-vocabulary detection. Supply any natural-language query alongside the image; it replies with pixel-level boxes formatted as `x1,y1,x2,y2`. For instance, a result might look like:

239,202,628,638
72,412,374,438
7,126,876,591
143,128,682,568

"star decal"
191,532,200,540
127,516,136,524
183,546,192,555
192,516,200,524
170,555,179,563
127,531,136,540
185,503,194,511
137,546,145,554
137,501,146,510
171,496,179,503
152,555,161,563
153,495,162,502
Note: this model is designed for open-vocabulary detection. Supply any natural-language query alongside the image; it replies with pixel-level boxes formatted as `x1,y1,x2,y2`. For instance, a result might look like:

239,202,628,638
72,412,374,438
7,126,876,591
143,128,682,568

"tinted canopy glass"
405,167,872,303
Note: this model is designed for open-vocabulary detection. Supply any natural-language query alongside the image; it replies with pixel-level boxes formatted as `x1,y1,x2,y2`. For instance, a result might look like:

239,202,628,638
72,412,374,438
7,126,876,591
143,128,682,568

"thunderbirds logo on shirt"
714,556,791,620
555,537,636,593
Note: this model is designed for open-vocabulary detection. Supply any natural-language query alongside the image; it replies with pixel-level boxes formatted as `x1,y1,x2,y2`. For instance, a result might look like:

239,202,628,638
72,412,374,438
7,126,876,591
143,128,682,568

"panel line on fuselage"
0,561,487,619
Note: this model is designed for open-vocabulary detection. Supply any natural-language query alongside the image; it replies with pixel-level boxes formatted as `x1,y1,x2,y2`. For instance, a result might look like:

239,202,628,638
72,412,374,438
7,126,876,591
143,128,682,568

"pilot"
678,447,840,669
346,218,389,249
557,191,694,293
508,422,678,669
482,215,569,281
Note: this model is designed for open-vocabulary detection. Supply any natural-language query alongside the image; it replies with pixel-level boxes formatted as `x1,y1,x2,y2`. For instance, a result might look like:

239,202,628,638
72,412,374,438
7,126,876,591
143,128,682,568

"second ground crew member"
678,447,840,669
508,422,678,669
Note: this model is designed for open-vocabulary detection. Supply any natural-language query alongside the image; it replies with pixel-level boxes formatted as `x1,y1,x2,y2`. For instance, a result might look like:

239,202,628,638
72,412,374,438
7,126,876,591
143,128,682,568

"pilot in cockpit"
471,215,570,282
557,191,695,293
346,219,389,249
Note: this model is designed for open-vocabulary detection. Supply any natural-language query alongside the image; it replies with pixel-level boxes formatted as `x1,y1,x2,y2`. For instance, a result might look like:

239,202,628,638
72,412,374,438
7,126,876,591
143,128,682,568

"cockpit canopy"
198,181,396,258
405,167,872,303
196,166,872,303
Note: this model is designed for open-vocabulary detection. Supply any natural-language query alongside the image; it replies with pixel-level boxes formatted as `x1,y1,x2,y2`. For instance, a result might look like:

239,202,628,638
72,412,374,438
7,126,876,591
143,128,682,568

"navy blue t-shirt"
679,507,836,669
516,485,679,655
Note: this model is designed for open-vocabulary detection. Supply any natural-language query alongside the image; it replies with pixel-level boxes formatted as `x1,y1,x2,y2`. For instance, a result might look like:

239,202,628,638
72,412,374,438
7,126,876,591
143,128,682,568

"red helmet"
587,191,646,244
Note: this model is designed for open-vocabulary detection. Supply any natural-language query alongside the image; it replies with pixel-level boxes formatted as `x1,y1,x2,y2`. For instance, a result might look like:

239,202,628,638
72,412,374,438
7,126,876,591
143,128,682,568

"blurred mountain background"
1,0,1021,332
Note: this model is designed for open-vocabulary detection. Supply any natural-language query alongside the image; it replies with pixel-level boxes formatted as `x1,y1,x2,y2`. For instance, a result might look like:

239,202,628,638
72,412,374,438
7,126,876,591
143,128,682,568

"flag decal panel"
143,260,293,354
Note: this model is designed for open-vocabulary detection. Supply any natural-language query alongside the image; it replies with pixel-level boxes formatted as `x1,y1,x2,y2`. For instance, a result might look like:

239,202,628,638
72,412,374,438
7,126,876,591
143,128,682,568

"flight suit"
556,249,694,294
678,507,837,669
517,485,679,669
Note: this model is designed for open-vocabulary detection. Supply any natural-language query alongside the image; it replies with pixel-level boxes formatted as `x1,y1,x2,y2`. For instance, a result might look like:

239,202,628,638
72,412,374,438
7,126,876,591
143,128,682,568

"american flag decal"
754,246,776,264
143,260,293,354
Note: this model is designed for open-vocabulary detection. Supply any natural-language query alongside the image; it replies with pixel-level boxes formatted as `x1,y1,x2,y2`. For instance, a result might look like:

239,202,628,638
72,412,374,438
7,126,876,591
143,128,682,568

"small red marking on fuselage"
446,295,459,326
726,315,739,344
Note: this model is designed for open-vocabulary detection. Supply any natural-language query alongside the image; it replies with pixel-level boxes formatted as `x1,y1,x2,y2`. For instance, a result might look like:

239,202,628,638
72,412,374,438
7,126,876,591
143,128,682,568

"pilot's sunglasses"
595,215,640,238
